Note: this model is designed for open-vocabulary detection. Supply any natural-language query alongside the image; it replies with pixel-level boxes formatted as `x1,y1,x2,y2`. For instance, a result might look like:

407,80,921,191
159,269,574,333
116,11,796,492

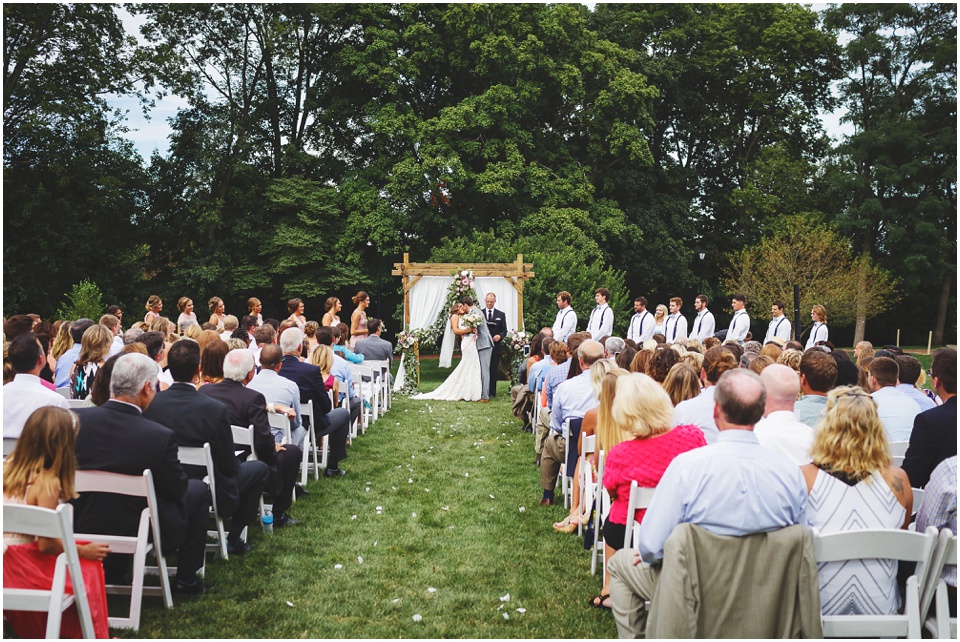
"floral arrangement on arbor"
394,328,428,396
421,269,478,354
502,328,531,386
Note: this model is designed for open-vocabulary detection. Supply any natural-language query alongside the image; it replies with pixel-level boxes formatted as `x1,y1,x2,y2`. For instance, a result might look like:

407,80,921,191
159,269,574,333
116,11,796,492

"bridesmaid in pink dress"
349,291,370,349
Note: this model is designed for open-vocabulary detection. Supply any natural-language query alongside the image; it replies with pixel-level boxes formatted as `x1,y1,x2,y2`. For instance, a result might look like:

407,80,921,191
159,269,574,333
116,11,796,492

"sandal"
588,593,612,610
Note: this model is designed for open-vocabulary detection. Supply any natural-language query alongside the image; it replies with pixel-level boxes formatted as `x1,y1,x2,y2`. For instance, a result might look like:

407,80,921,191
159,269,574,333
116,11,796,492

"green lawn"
116,357,617,638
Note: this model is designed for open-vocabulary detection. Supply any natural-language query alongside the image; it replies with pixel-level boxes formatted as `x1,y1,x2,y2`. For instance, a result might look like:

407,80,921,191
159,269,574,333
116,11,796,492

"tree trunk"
933,272,952,347
852,256,869,346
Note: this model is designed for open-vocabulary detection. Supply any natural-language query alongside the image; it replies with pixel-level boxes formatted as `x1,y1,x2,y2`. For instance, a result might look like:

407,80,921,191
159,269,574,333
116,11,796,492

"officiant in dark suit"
484,293,508,398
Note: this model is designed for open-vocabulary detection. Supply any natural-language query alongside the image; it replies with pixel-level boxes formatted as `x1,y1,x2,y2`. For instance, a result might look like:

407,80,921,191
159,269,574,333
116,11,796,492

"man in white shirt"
763,300,792,345
585,288,613,342
726,293,750,343
690,294,715,342
551,291,577,343
626,297,653,344
754,364,814,465
664,297,688,343
101,313,124,357
4,333,71,438
869,357,922,442
673,346,738,444
894,355,936,411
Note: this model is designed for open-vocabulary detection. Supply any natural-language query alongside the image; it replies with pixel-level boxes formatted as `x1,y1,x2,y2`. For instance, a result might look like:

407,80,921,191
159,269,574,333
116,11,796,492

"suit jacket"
198,379,277,468
73,400,190,550
484,307,508,347
354,335,394,364
902,396,957,488
278,355,332,431
472,306,493,351
143,382,240,517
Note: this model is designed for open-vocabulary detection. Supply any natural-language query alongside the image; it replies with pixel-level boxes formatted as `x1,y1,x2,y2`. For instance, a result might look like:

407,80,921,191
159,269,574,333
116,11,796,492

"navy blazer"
143,382,240,517
74,400,190,550
278,355,332,431
902,396,957,488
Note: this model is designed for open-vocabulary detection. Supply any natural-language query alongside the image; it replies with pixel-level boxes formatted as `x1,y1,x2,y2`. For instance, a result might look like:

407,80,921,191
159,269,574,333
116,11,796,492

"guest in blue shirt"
332,324,365,364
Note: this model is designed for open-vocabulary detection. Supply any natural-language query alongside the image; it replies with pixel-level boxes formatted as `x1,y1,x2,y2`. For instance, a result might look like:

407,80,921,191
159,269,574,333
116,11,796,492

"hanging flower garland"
502,328,531,386
394,328,426,396
421,269,478,354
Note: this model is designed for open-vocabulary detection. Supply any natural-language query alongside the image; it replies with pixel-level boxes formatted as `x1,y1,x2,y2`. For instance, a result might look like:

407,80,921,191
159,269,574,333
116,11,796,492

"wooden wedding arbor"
392,253,535,328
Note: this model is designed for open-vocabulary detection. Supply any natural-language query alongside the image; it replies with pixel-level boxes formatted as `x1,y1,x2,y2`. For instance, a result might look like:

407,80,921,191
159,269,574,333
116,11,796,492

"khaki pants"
539,431,565,491
535,406,551,454
608,548,661,639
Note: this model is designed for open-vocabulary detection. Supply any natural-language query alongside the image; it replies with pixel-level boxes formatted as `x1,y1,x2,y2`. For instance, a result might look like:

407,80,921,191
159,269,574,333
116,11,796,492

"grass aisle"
121,357,618,638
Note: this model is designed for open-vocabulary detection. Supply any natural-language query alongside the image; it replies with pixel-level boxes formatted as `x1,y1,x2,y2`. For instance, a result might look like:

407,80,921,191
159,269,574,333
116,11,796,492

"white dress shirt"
691,310,715,342
805,322,829,350
3,374,71,438
754,410,815,465
586,304,613,342
108,335,124,358
727,310,750,343
764,316,792,344
871,386,922,442
664,313,688,343
672,386,719,444
627,310,653,343
552,307,577,343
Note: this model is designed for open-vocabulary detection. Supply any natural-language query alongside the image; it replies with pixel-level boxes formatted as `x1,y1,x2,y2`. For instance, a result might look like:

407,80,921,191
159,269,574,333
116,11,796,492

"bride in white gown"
414,303,482,401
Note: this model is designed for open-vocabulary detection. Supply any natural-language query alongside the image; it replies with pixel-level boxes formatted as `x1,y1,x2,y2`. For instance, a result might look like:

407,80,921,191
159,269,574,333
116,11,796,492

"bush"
55,280,105,321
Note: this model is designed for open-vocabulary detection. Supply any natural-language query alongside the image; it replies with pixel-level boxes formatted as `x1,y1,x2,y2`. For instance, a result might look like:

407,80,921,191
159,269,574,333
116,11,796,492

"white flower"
334,564,343,569
357,556,363,564
502,612,510,620
516,608,526,613
427,587,437,593
286,601,295,607
412,512,417,518
518,506,525,512
412,614,423,622
500,593,510,602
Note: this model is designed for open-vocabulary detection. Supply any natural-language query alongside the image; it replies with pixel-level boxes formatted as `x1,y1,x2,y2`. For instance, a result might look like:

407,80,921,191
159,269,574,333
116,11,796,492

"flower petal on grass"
516,608,526,613
502,612,510,620
357,556,363,564
412,614,422,622
427,587,437,593
518,506,525,512
412,512,417,518
334,564,343,569
286,601,295,607
500,593,510,602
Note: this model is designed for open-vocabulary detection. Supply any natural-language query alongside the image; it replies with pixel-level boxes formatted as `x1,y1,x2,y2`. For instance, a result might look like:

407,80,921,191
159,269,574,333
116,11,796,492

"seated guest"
74,353,211,595
915,456,957,616
200,339,229,385
100,313,124,357
608,369,807,637
251,323,277,367
308,345,339,398
903,347,957,488
794,349,837,428
69,324,113,400
143,341,269,556
140,330,173,390
868,357,921,442
533,340,566,463
754,364,814,465
303,321,321,357
240,315,259,347
616,345,636,371
122,326,144,345
277,328,351,476
354,318,393,368
672,346,738,444
895,355,937,411
645,347,678,385
801,386,913,616
777,348,803,374
605,336,626,360
662,362,701,408
54,318,93,388
315,326,361,428
249,344,306,449
219,315,239,341
3,407,111,638
199,349,302,527
332,323,365,364
589,373,705,609
3,334,70,439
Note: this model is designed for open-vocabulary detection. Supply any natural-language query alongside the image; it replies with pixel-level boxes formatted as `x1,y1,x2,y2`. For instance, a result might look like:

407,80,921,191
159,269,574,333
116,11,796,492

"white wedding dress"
413,315,482,401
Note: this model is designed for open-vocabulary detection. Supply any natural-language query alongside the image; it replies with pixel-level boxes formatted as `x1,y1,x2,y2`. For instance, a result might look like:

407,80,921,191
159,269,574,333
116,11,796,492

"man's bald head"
259,344,283,370
578,339,604,368
760,363,800,414
714,369,766,429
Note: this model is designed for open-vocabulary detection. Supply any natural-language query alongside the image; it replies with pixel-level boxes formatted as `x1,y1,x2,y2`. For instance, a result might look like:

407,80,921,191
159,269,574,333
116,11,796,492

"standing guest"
764,300,792,345
902,347,957,488
914,456,957,616
726,293,750,344
664,297,688,344
3,407,111,638
176,297,199,335
626,297,653,344
552,291,578,343
586,288,614,342
286,298,307,331
208,297,226,331
651,304,668,337
868,357,921,442
801,387,912,617
894,355,937,411
321,297,342,327
74,353,211,595
672,347,738,444
246,297,263,326
54,318,94,388
805,305,829,350
754,364,814,465
483,293,508,398
690,295,715,343
3,334,71,438
794,350,838,428
144,295,163,325
69,325,113,401
349,291,371,348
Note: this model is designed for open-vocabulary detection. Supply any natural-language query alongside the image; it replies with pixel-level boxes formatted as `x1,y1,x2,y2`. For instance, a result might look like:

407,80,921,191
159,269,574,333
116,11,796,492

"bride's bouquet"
461,309,485,330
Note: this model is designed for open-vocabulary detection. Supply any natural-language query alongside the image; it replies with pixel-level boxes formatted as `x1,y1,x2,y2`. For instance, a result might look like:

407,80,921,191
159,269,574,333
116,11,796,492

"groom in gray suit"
463,296,493,402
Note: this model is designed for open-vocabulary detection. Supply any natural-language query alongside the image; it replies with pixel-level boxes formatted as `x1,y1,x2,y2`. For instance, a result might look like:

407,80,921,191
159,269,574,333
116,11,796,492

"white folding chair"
528,380,540,429
921,528,957,639
232,424,268,528
67,399,87,409
3,503,97,639
577,434,597,536
814,527,938,639
890,441,910,457
557,419,572,509
3,437,18,458
348,363,379,430
300,399,326,481
54,387,72,399
74,469,174,631
267,411,299,505
177,443,228,562
893,454,906,468
624,481,658,552
366,359,390,415
591,450,611,576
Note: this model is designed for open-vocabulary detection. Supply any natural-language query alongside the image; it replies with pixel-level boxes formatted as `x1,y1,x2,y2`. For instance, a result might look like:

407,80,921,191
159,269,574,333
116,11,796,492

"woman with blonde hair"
69,325,113,400
143,295,162,325
208,297,226,330
349,291,370,349
196,329,222,353
681,350,703,374
652,304,668,337
554,360,619,533
149,316,177,342
303,321,321,356
777,348,803,374
630,348,654,374
182,324,202,341
805,305,829,350
589,373,706,609
308,344,339,399
662,362,701,407
3,407,110,637
801,386,912,617
322,297,342,328
51,320,74,361
759,342,783,361
247,297,263,326
855,345,876,367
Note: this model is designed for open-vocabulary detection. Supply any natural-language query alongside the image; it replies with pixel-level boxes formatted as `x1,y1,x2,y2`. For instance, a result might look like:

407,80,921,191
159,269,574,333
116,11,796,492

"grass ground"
116,357,618,638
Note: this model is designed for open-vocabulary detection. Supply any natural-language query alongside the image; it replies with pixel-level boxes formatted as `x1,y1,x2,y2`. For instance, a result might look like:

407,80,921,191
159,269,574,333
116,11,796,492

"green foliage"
55,280,105,321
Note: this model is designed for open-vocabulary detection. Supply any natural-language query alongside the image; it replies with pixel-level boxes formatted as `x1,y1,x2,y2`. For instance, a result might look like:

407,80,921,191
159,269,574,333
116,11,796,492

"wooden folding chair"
3,503,97,638
177,443,228,561
74,469,174,631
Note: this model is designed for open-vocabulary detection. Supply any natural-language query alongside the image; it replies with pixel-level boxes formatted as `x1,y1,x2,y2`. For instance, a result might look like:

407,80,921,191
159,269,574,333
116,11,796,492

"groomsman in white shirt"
552,291,577,343
690,295,715,342
726,293,750,343
626,297,653,344
664,297,688,343
763,300,792,345
586,288,613,342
